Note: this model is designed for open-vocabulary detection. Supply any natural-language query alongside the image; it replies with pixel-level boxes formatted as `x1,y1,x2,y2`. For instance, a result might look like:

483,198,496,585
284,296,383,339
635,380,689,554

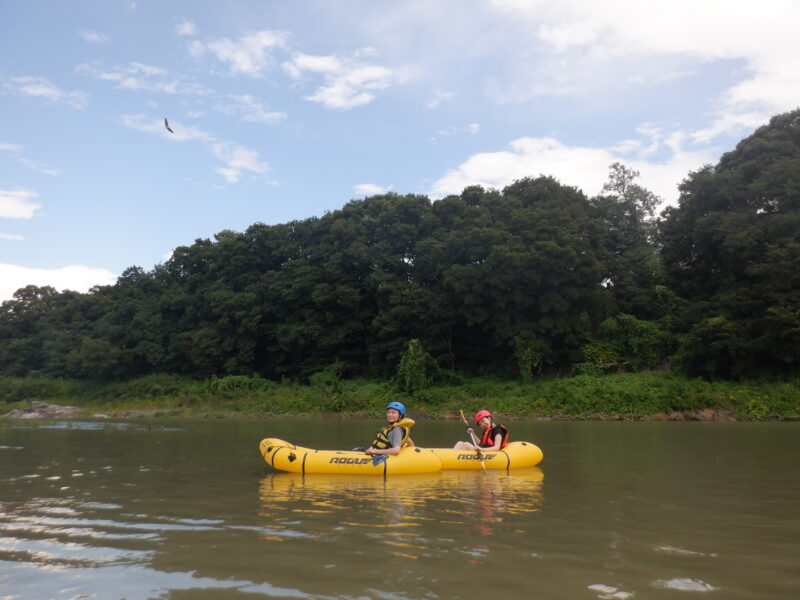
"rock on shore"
3,401,82,420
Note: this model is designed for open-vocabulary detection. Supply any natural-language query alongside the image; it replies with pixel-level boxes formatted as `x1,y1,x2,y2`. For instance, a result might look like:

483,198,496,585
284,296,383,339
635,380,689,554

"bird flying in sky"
164,118,174,133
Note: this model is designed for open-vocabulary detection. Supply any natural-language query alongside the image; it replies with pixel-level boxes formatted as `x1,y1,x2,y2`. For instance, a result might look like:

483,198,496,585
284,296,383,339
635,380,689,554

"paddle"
368,417,416,466
459,410,487,472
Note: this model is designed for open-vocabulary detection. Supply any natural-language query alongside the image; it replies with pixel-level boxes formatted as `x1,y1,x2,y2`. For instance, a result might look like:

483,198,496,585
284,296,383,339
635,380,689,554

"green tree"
397,339,435,393
66,337,122,379
513,333,547,381
660,109,800,377
592,163,665,319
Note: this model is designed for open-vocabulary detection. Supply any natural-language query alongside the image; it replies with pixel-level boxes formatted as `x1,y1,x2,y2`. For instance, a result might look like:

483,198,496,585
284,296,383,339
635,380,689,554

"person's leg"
453,441,475,450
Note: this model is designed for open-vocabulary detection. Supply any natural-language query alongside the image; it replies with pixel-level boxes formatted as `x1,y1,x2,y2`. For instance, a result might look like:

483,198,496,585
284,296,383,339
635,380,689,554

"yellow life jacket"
370,418,413,449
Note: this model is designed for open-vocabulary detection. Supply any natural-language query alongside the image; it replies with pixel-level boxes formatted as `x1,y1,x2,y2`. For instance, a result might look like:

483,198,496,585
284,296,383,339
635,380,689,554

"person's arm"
378,445,402,456
486,431,503,451
367,444,402,456
365,427,404,455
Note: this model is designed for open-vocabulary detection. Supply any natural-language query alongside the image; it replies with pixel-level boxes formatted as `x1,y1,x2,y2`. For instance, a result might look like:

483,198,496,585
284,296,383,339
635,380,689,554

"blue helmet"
386,401,406,417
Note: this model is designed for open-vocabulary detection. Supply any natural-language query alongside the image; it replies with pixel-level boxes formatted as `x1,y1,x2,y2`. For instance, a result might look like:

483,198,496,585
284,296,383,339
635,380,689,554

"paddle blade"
372,454,389,466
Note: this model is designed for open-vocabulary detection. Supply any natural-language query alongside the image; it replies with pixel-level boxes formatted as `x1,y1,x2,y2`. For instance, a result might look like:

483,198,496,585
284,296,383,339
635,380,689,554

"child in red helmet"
452,410,509,451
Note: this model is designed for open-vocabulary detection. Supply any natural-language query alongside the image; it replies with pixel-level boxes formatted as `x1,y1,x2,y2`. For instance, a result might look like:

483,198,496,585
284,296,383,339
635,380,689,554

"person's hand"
467,427,475,435
365,447,377,455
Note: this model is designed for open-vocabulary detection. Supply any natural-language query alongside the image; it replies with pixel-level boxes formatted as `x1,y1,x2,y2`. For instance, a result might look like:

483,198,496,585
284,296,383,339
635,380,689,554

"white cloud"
486,0,800,141
537,21,598,52
691,111,769,144
3,76,89,109
120,114,271,184
1,143,60,175
79,30,109,44
189,30,289,77
315,0,796,142
18,158,60,176
175,20,196,36
427,89,455,108
284,54,342,77
354,183,390,195
120,113,212,142
308,65,395,109
283,52,401,110
0,233,24,240
430,132,715,206
211,142,270,183
0,188,41,219
354,46,380,59
0,263,117,303
431,123,481,143
213,95,286,124
76,61,208,95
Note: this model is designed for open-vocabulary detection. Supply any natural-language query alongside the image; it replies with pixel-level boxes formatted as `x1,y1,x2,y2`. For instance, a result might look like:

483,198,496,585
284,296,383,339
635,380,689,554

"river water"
1,419,798,600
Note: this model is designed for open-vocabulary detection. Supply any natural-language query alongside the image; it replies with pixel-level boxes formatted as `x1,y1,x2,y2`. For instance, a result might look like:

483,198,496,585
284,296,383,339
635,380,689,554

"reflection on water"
259,469,544,560
21,419,185,432
1,420,799,599
0,461,543,598
0,460,312,599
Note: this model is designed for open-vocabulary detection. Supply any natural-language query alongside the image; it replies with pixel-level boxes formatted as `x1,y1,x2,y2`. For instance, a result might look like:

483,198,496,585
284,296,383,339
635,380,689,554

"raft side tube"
429,441,543,470
259,438,443,475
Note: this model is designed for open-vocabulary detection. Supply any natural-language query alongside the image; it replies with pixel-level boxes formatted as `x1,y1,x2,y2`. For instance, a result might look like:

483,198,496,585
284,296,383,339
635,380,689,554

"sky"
2,0,799,302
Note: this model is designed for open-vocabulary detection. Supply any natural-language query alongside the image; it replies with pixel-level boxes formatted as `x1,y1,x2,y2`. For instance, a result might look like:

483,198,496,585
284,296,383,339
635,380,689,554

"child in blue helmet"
365,401,414,458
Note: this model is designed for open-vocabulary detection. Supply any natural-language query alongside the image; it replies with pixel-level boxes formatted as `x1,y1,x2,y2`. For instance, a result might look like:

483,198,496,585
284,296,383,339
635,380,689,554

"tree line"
2,110,799,383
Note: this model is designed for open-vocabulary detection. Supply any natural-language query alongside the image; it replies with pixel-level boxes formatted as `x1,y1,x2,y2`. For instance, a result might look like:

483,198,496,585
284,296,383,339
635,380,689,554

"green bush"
1,373,797,421
581,314,677,372
513,334,547,381
397,339,435,393
0,377,78,403
208,374,275,395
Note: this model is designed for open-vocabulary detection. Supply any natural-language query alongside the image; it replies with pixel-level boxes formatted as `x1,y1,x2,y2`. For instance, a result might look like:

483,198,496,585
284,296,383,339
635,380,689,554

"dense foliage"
0,176,622,380
661,110,800,377
2,109,799,384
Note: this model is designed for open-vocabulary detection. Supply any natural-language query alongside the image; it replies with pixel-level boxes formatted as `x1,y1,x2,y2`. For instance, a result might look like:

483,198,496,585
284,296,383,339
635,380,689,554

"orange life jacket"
480,424,509,449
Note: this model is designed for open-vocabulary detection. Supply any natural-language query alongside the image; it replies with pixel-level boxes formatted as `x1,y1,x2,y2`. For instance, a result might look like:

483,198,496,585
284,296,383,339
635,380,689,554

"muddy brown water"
1,419,798,599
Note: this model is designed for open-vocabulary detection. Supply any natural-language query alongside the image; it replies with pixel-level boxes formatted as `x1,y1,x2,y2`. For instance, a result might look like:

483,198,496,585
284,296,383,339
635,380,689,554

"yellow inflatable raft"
429,441,543,470
259,438,443,475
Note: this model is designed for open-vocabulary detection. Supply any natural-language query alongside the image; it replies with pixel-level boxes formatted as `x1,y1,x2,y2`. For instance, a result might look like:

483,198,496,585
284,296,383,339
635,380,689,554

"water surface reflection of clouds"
1,495,316,599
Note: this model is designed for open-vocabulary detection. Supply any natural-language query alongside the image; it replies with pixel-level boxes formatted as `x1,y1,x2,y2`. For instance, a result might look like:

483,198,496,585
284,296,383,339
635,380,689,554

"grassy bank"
1,372,798,421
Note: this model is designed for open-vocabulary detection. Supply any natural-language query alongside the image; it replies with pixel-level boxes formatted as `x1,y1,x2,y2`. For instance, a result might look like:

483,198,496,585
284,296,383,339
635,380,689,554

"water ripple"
654,545,717,558
588,584,635,599
2,562,325,600
652,578,718,592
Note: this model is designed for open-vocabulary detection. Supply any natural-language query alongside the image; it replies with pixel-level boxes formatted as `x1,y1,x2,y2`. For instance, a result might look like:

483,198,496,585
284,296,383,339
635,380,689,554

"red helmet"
474,410,493,425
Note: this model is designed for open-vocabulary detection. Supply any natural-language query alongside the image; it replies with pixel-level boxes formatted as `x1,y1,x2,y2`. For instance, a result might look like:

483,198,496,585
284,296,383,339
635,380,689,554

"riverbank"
2,372,798,421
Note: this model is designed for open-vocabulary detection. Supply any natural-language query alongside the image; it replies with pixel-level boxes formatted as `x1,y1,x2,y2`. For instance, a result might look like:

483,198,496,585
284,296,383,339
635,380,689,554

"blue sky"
2,0,799,301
